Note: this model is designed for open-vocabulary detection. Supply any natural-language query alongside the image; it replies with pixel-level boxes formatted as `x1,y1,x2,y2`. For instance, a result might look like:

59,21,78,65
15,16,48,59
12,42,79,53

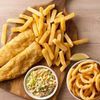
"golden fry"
64,12,75,20
73,38,89,45
39,30,50,44
55,57,60,66
32,22,39,37
32,14,39,26
60,16,66,33
59,51,66,67
43,43,54,60
65,33,73,47
53,39,67,52
49,23,57,45
43,4,55,16
56,12,63,17
54,12,75,23
38,16,44,36
60,61,70,72
1,23,8,45
7,18,25,24
50,9,57,23
65,43,71,60
42,49,52,67
27,7,42,16
19,14,32,19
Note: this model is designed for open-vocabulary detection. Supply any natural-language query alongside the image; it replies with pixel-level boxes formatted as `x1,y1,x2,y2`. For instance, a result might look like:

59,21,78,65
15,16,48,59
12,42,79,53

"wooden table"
0,0,100,100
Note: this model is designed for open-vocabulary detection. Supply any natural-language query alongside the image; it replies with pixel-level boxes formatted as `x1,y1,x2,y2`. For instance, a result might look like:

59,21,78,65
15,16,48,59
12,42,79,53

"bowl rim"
24,65,58,100
66,59,100,100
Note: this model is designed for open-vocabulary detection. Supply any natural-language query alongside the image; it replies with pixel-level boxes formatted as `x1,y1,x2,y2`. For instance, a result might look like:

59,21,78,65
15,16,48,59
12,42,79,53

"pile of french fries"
1,4,89,72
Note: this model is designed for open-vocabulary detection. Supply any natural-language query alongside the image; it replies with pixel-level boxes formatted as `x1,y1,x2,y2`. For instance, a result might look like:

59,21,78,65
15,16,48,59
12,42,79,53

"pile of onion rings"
67,60,100,100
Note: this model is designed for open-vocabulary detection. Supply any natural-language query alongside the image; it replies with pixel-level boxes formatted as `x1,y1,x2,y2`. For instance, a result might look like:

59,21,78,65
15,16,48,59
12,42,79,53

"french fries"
43,43,54,60
19,14,32,19
65,33,73,47
50,9,57,23
3,4,88,72
73,38,89,45
49,23,57,45
42,49,52,67
60,61,70,72
1,23,8,45
43,4,55,16
7,18,25,24
39,30,50,44
59,51,66,67
54,12,75,23
60,16,66,33
32,22,39,37
27,7,42,16
56,12,63,17
64,12,75,21
53,39,67,52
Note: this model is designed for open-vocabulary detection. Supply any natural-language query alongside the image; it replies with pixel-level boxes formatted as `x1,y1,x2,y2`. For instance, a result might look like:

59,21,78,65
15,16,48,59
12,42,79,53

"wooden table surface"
0,0,100,100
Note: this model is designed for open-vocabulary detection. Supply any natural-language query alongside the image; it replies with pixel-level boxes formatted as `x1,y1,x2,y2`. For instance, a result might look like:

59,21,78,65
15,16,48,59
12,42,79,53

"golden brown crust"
0,42,42,81
0,29,35,67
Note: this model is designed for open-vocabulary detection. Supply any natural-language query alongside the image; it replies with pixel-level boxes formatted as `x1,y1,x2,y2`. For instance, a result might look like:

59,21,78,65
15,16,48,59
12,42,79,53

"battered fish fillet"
0,29,35,67
0,42,42,82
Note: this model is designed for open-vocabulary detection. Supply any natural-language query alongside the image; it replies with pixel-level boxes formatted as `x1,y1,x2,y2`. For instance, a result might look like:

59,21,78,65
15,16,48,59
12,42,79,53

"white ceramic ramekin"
24,65,58,100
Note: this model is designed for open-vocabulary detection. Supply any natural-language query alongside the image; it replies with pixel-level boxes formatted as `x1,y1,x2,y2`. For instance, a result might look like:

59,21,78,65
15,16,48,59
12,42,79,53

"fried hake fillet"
0,42,42,82
0,29,35,67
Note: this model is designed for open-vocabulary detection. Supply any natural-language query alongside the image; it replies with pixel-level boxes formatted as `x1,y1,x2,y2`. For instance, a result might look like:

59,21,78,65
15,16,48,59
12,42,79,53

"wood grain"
0,0,78,100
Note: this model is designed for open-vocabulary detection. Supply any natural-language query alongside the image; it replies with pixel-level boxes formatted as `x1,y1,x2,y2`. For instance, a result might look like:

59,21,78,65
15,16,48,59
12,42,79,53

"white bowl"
66,59,100,100
24,65,58,100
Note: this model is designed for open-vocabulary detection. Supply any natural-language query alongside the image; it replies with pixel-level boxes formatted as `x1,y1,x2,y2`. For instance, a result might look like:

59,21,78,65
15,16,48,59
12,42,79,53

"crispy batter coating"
0,29,35,67
0,42,42,81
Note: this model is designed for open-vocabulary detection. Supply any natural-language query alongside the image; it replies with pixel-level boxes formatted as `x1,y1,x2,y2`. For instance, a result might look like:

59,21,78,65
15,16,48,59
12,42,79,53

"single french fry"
43,4,55,16
42,49,52,67
43,43,54,60
12,17,33,33
50,9,57,23
54,32,61,61
27,7,42,16
73,38,89,45
39,30,50,44
59,51,66,67
65,43,71,60
64,12,75,21
57,30,62,41
65,33,73,47
56,12,63,17
46,12,51,30
1,23,8,45
38,16,44,36
53,39,67,52
39,7,44,15
49,23,57,45
43,23,48,33
60,61,70,72
55,57,60,66
32,14,39,26
54,12,75,23
60,16,66,33
19,14,32,19
7,18,25,24
19,17,33,32
32,22,39,37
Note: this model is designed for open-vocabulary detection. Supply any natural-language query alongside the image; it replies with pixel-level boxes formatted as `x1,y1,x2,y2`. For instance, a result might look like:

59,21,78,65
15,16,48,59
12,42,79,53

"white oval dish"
24,65,58,100
66,59,100,100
